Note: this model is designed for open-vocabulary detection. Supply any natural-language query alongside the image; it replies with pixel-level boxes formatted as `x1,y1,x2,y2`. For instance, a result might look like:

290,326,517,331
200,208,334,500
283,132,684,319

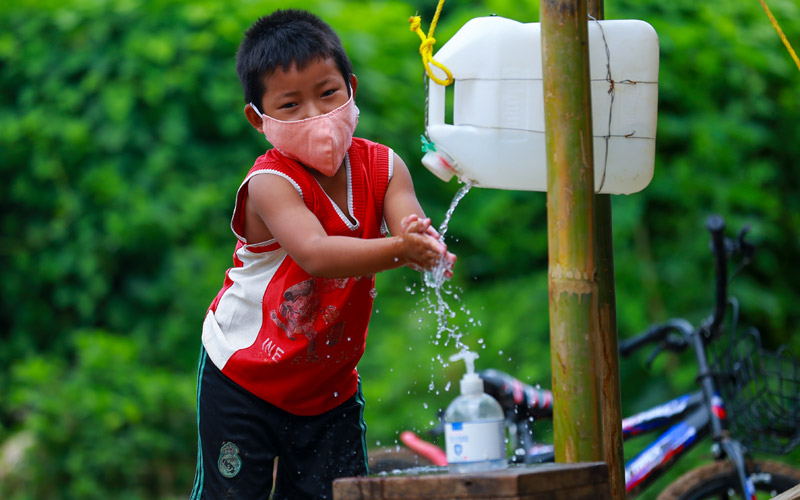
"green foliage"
2,331,195,500
607,0,800,353
1,0,799,498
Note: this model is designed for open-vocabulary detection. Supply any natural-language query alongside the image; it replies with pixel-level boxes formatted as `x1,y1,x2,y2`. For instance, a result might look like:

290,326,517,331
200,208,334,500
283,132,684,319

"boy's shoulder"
252,148,292,170
349,137,393,165
350,136,385,152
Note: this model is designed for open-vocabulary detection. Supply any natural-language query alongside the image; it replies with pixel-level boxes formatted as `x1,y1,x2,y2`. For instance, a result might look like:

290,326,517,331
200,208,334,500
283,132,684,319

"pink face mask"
250,95,359,176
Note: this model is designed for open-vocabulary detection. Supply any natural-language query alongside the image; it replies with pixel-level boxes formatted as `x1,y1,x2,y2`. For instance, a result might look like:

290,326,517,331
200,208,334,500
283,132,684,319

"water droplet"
477,338,484,344
423,402,429,409
334,392,339,397
369,288,378,298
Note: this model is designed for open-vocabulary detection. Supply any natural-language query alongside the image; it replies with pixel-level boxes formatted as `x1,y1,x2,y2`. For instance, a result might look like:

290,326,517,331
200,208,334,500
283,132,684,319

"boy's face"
246,57,357,127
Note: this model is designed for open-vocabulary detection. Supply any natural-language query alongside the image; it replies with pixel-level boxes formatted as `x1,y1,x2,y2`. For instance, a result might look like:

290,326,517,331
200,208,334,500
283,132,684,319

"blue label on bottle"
444,420,506,464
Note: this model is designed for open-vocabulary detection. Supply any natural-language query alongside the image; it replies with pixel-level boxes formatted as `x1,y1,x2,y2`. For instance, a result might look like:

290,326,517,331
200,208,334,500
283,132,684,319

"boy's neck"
307,161,354,224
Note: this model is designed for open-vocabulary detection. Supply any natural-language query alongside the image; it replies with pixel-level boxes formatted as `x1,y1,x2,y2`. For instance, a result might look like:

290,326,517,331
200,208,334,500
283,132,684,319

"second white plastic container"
422,16,659,195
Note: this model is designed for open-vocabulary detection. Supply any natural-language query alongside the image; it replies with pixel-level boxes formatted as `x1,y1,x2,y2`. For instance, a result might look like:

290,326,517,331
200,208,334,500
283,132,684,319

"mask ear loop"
249,102,264,118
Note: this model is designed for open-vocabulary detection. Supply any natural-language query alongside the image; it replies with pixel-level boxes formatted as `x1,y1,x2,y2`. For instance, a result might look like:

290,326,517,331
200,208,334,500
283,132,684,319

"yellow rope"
408,0,454,86
757,0,800,73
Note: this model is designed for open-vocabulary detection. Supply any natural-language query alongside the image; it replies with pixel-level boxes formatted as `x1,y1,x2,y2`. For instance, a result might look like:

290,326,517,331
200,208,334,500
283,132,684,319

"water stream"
421,181,475,358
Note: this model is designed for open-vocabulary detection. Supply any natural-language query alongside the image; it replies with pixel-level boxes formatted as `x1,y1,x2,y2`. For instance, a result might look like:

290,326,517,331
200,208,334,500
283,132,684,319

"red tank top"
202,138,392,415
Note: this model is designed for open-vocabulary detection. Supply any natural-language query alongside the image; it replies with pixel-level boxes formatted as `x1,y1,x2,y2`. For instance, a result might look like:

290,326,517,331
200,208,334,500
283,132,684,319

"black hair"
235,9,353,106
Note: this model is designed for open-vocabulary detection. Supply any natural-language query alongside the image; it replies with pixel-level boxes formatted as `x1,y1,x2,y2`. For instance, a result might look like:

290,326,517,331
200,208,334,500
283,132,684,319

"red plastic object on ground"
400,430,448,466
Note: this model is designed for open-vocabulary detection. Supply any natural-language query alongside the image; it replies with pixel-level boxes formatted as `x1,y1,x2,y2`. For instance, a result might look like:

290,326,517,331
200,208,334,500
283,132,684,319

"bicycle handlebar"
618,319,693,358
479,369,554,419
706,215,728,339
619,215,754,360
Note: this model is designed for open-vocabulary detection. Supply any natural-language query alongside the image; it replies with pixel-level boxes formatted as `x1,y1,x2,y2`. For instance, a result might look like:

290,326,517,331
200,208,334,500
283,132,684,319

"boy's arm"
383,153,456,270
246,172,446,279
383,153,429,237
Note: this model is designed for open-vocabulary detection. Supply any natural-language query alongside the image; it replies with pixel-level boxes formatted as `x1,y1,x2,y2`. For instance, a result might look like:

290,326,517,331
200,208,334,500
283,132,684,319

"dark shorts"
190,348,368,500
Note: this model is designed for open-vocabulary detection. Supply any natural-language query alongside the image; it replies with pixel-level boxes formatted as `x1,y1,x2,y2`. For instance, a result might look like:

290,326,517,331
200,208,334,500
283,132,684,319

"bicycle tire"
656,460,800,500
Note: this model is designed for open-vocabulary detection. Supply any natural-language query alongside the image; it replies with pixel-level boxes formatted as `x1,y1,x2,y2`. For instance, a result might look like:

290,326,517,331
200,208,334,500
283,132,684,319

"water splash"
419,181,476,360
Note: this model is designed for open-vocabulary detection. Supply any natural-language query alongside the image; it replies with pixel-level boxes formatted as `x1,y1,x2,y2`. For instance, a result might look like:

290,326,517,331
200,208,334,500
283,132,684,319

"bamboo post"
587,0,626,500
587,1,627,498
541,0,604,463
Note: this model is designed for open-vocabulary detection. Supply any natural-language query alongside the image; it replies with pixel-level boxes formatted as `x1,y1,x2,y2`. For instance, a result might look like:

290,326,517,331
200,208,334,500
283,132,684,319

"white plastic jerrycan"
422,16,659,195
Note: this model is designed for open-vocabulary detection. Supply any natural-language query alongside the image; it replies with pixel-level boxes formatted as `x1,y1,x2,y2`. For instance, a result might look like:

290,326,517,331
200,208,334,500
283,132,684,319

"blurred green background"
1,0,798,498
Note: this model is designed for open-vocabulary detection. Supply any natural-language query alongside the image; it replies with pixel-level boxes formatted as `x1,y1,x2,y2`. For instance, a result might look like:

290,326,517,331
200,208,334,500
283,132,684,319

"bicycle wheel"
656,460,800,500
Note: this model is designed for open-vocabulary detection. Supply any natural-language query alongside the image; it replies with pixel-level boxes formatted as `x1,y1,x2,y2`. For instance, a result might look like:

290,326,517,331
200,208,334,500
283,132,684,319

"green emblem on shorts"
218,441,242,478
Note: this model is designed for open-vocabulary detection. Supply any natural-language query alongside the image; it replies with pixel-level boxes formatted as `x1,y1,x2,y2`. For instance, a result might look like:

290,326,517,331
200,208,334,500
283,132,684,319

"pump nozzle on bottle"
449,351,479,374
450,351,483,395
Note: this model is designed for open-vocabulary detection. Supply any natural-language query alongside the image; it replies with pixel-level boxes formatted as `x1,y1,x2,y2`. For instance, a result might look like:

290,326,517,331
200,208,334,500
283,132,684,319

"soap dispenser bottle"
444,351,508,473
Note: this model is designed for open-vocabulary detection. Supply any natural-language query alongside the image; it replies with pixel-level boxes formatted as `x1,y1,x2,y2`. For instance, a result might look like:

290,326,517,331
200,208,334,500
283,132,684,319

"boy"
191,9,455,500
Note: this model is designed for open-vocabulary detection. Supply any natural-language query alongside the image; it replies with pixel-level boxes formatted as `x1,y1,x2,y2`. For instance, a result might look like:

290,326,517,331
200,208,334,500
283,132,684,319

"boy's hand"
399,214,456,277
401,214,442,242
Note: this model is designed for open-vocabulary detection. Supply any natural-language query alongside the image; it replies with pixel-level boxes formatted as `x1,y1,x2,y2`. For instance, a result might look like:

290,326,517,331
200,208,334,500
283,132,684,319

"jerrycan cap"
450,351,483,395
420,136,457,182
421,151,456,182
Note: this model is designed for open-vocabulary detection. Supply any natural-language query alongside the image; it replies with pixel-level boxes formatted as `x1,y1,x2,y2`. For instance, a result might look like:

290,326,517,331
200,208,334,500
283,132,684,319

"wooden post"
541,0,604,463
587,1,627,498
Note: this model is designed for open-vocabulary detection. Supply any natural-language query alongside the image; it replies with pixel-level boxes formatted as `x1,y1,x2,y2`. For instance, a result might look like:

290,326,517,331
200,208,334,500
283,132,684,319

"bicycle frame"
622,391,716,494
516,391,723,494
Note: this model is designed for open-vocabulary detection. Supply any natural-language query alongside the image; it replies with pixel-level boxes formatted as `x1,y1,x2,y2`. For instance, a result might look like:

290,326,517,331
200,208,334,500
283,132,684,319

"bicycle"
370,216,800,499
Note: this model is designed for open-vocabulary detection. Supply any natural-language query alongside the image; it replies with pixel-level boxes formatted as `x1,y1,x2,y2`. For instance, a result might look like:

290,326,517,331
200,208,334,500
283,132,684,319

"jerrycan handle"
427,79,447,127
